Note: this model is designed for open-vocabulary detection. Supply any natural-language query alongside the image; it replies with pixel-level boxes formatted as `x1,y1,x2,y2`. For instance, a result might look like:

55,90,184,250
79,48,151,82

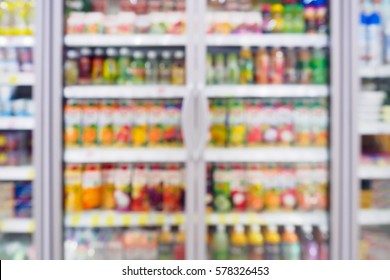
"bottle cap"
94,48,104,56
250,225,260,232
369,13,381,25
80,48,92,56
162,225,170,232
133,51,144,58
285,225,295,233
217,225,226,232
174,50,185,59
147,50,157,59
67,50,79,59
119,47,131,57
319,225,329,234
162,50,172,59
302,225,313,233
235,225,245,233
268,225,277,232
106,48,118,57
272,4,284,13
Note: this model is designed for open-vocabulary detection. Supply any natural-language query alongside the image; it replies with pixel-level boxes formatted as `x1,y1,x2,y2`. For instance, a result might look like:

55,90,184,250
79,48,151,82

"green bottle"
130,51,145,85
311,48,328,84
212,225,229,260
206,53,215,85
117,48,131,85
214,53,226,84
227,53,240,84
103,48,119,85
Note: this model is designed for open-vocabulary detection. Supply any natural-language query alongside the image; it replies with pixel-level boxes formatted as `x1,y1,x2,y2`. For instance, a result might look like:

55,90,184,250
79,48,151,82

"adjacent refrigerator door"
51,0,196,260
356,0,390,260
0,0,38,260
196,0,342,260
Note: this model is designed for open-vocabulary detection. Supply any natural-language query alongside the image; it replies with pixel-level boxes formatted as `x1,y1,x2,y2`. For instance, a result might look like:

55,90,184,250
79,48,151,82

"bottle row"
208,224,329,260
0,0,34,36
0,132,32,166
65,163,185,213
65,48,185,86
207,2,327,35
67,12,185,35
360,226,390,260
361,180,390,209
0,182,32,218
66,0,186,14
209,98,328,147
65,99,183,147
360,0,390,66
207,163,328,213
0,234,32,260
0,48,34,73
64,225,185,260
207,47,327,85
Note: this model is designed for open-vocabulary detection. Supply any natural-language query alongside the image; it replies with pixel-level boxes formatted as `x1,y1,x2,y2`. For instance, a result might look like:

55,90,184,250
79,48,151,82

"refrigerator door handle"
181,87,195,159
195,87,210,161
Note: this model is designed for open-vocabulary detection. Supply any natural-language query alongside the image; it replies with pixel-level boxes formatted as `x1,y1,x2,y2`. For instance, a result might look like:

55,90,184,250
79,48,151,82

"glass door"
198,0,332,260
358,0,390,260
59,0,194,260
0,0,35,260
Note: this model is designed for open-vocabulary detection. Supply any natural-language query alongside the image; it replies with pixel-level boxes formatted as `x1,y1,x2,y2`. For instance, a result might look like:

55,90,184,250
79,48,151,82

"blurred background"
0,0,389,260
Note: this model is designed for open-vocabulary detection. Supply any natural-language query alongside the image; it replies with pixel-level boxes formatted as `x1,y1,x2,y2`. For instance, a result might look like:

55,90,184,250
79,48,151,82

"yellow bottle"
265,225,281,260
229,225,248,260
248,225,264,260
159,225,174,260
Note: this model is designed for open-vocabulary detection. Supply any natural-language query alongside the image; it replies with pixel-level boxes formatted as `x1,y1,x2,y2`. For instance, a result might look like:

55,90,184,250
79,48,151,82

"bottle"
248,225,264,260
118,47,132,85
130,51,145,85
173,225,185,260
214,53,226,85
315,0,327,34
91,48,104,85
114,164,132,212
270,47,285,84
82,164,102,210
281,226,301,260
367,12,383,66
206,53,215,85
292,4,305,33
239,47,254,84
159,225,174,260
226,53,240,84
0,0,11,35
317,225,329,260
172,50,185,85
64,49,79,86
301,225,319,260
229,225,248,260
145,50,158,85
298,48,312,84
311,48,327,84
261,4,273,33
159,50,172,84
103,48,119,84
255,47,270,84
283,5,294,33
285,47,298,84
212,225,229,260
304,3,316,33
271,4,284,33
264,225,281,260
78,48,92,85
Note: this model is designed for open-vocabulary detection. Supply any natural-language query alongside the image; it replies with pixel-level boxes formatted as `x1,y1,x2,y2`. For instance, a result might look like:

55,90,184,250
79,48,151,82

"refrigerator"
42,0,347,260
355,0,390,260
195,0,343,260
0,0,38,260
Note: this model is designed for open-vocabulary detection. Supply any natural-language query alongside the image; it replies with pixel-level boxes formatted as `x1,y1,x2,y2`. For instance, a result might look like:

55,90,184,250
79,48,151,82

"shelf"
0,73,34,85
207,211,327,226
204,147,328,163
360,65,390,78
64,148,187,163
0,218,35,233
0,117,34,130
0,166,34,181
64,34,187,47
64,85,188,99
206,34,328,47
65,211,185,227
0,36,34,47
360,123,390,135
359,209,390,225
204,85,329,98
359,166,390,180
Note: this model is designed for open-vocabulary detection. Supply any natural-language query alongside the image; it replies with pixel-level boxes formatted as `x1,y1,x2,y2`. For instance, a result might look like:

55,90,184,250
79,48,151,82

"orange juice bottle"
159,225,174,260
264,165,281,211
101,164,115,210
264,225,281,260
64,100,82,147
64,164,83,212
229,225,248,260
248,225,264,260
82,164,102,210
132,101,148,147
82,101,99,146
98,100,115,146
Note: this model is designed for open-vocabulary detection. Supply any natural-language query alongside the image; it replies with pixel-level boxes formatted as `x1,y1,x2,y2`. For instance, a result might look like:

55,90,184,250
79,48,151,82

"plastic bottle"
283,5,294,33
78,48,92,85
270,47,285,84
229,225,248,260
206,53,215,85
64,50,79,86
118,47,132,85
298,47,312,84
158,50,172,84
317,225,329,260
301,225,319,260
311,48,327,84
264,225,281,260
130,51,145,85
367,11,383,66
159,225,174,260
271,4,284,33
239,47,254,84
281,226,301,260
255,47,270,84
212,225,229,260
261,4,273,33
314,0,327,34
103,48,119,84
172,50,185,85
248,225,264,260
285,47,298,84
145,50,158,85
214,53,226,85
226,52,239,84
173,225,186,260
91,48,104,85
0,0,11,35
